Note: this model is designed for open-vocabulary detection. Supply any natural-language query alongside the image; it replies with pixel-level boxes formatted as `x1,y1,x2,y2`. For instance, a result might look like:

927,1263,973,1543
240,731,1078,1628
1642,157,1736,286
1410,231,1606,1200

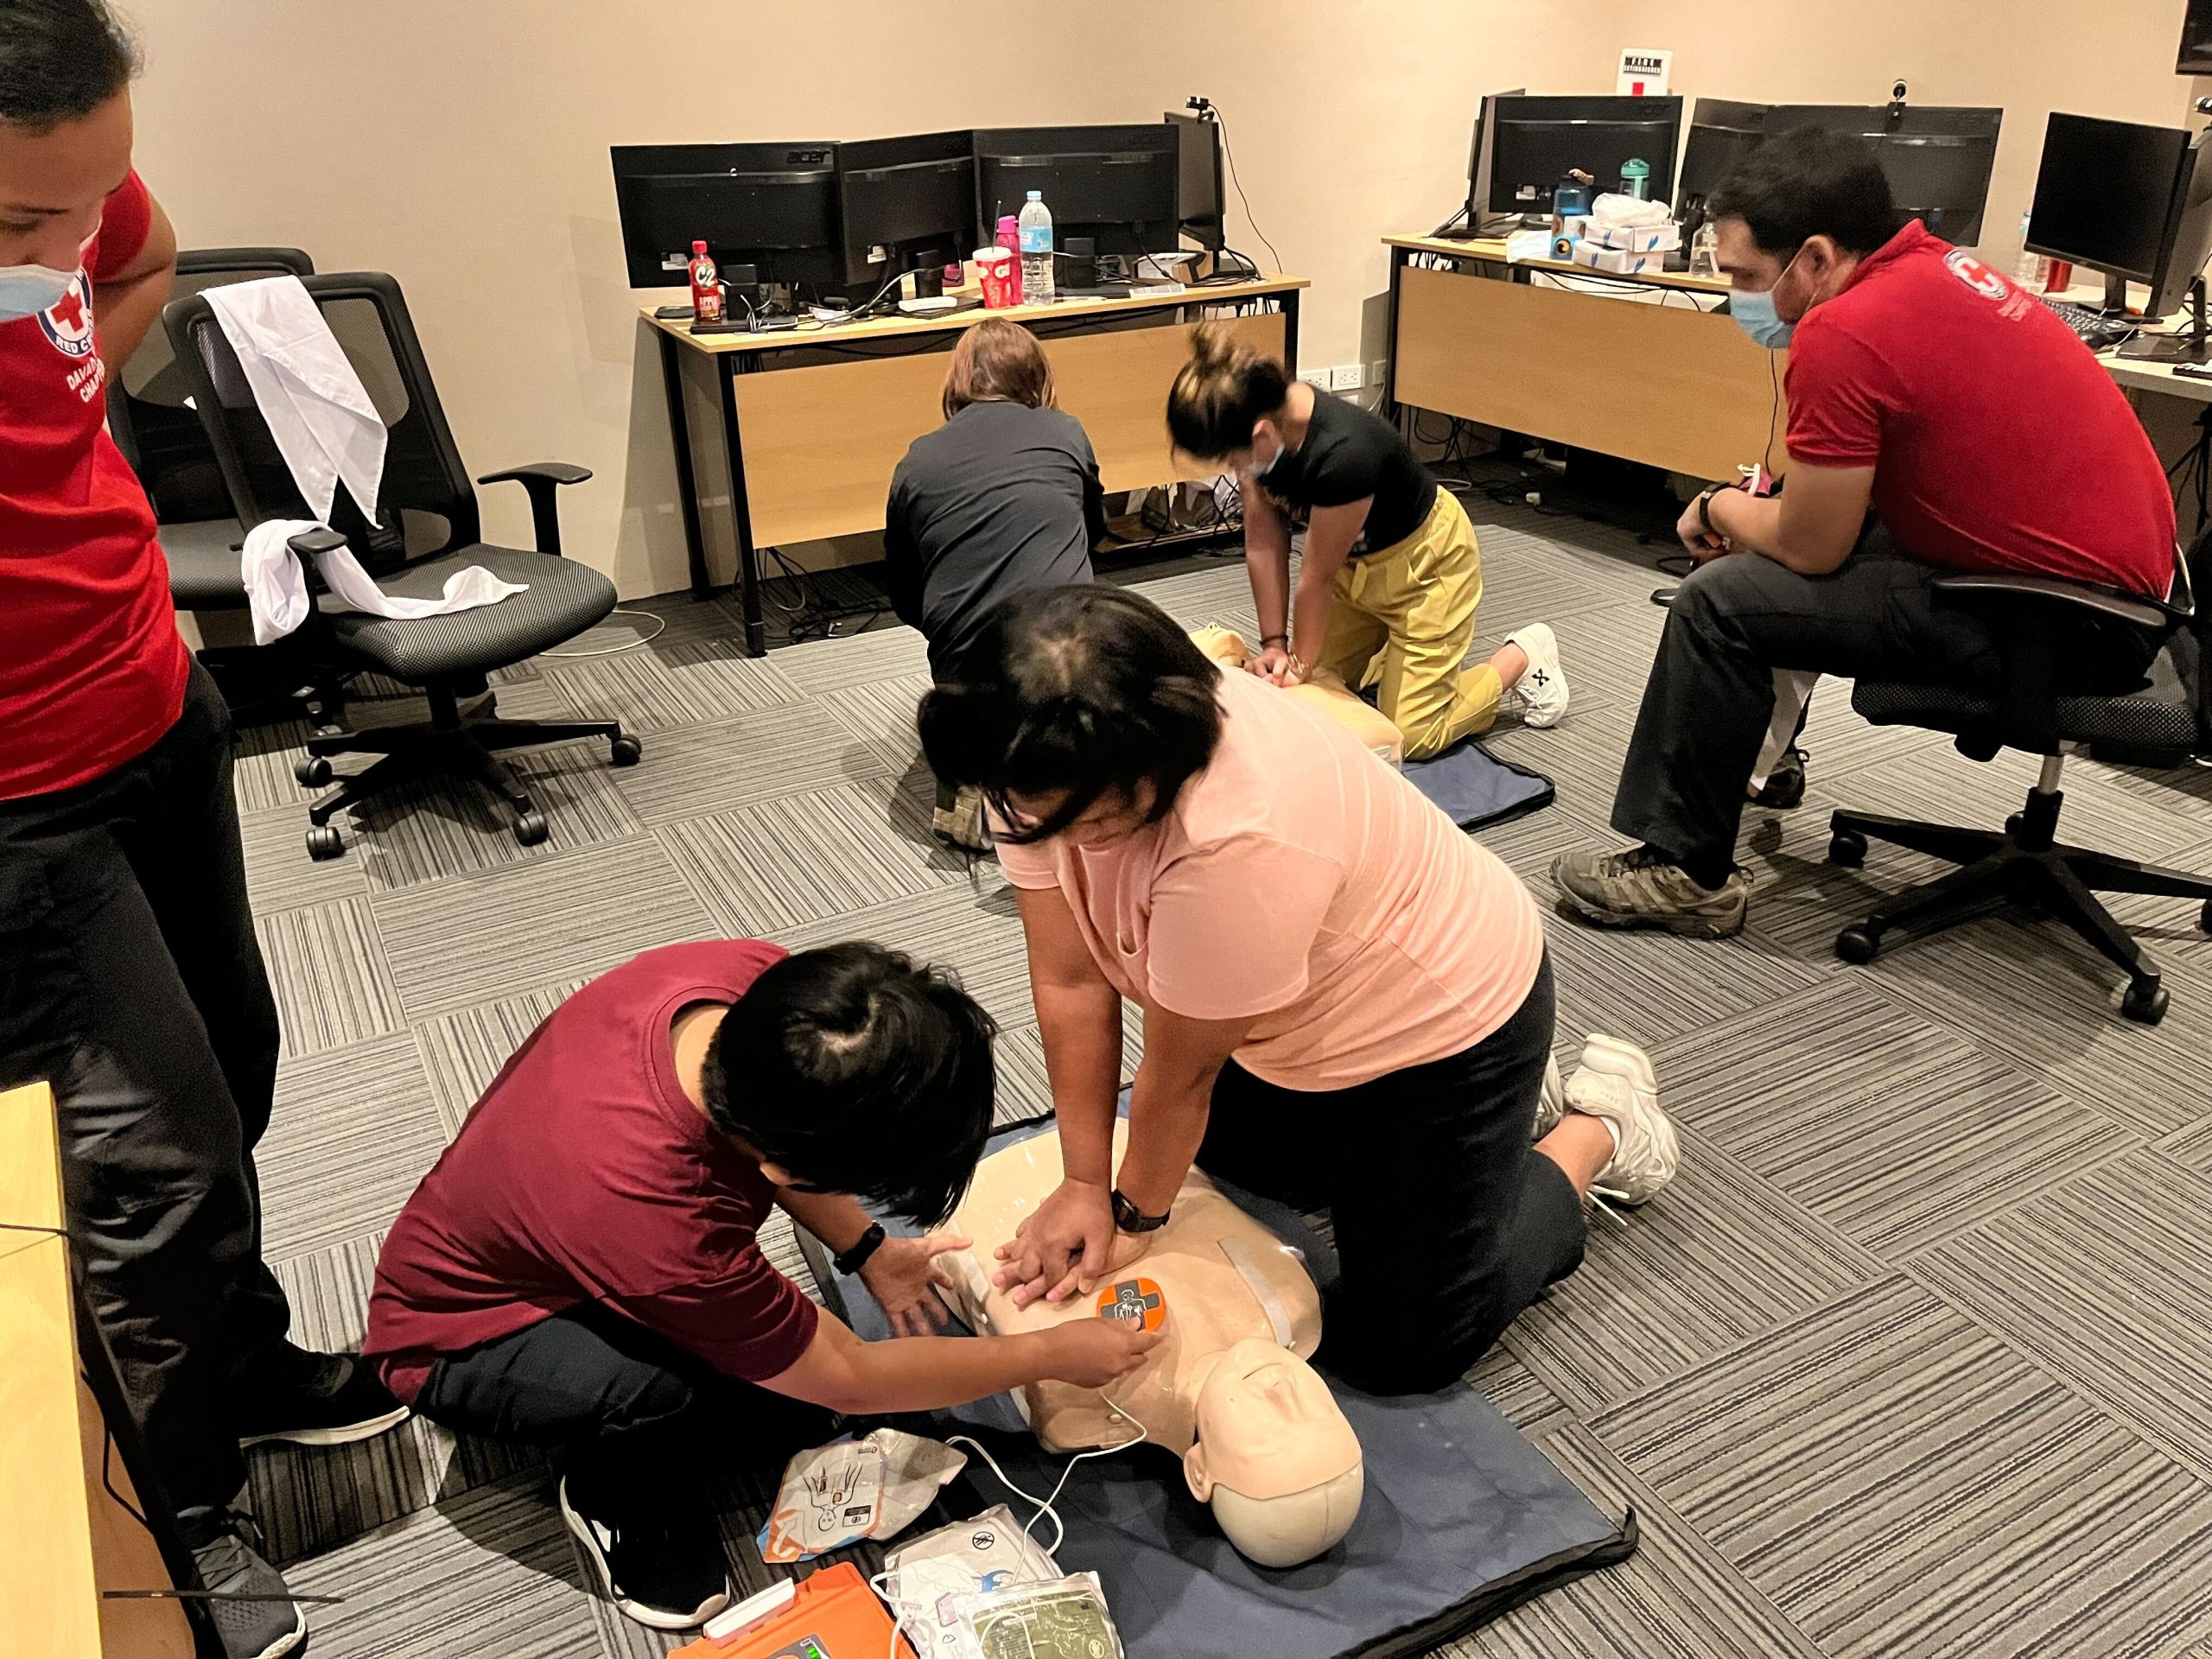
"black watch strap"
834,1221,887,1276
1697,485,1722,533
1111,1188,1172,1234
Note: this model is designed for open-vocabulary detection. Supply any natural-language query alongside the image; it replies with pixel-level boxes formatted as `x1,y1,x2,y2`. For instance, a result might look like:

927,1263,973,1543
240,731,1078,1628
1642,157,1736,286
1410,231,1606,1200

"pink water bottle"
995,214,1024,303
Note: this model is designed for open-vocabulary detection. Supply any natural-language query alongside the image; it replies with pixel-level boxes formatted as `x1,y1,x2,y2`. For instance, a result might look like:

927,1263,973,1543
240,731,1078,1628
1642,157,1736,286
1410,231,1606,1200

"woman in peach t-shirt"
920,586,1680,1394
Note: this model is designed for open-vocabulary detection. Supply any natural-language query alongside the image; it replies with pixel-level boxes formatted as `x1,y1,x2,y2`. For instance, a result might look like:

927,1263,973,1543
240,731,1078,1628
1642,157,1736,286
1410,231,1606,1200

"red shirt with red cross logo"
1783,219,2177,598
0,171,190,800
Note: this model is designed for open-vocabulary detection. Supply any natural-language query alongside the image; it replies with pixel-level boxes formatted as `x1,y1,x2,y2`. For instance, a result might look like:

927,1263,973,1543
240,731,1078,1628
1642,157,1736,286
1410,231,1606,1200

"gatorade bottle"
1018,191,1056,306
995,214,1025,303
688,240,723,324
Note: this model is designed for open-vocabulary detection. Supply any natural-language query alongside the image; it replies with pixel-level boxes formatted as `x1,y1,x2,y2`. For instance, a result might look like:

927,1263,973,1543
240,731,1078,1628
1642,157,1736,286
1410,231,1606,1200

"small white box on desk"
1585,222,1681,253
1567,242,1669,275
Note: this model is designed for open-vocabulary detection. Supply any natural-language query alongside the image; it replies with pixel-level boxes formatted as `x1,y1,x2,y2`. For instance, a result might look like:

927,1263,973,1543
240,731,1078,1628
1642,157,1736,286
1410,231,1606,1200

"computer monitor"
973,125,1181,257
1484,94,1684,216
1167,111,1224,249
2026,111,2212,338
1438,87,1525,237
837,130,977,296
2181,0,2212,73
1675,101,2001,245
610,142,842,289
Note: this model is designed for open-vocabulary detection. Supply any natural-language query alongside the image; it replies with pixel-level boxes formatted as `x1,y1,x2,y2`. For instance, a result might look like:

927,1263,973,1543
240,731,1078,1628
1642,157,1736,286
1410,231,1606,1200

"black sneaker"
179,1507,308,1659
237,1348,410,1450
559,1471,733,1630
1750,747,1808,810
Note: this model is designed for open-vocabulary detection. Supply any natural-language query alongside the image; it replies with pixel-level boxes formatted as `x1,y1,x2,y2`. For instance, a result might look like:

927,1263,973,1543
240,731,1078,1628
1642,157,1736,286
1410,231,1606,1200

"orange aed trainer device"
671,1562,913,1659
1096,1276,1166,1333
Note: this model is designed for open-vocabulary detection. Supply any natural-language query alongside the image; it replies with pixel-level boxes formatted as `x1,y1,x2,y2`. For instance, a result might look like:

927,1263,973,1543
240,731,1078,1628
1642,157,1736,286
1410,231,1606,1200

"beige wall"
126,1,2202,598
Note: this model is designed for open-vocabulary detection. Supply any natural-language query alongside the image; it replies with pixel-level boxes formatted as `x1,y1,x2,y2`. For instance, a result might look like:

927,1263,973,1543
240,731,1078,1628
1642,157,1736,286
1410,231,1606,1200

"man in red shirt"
1554,130,2176,938
366,940,1155,1632
0,8,402,1654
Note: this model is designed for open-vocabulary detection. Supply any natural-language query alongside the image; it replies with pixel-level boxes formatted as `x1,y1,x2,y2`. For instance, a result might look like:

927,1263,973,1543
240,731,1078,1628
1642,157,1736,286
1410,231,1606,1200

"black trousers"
1195,954,1584,1396
0,662,290,1514
414,1301,833,1510
1612,524,2161,872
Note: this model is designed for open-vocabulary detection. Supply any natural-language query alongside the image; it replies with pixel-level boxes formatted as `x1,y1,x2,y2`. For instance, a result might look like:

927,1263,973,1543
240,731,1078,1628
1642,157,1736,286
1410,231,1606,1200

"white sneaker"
1563,1034,1680,1205
1507,623,1568,728
1533,1053,1565,1141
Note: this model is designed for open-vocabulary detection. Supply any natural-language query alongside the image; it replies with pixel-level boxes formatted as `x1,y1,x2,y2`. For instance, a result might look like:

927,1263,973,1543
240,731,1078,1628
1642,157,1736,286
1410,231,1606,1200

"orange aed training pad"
1096,1275,1166,1332
671,1562,912,1659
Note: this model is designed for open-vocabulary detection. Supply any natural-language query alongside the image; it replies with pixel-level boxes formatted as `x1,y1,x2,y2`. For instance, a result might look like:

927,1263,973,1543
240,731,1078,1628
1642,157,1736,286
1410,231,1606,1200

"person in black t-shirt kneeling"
885,320,1104,849
1167,325,1567,760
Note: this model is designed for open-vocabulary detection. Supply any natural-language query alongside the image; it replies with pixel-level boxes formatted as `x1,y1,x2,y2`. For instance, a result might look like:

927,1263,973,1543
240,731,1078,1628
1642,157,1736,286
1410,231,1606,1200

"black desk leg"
658,332,712,601
1281,288,1300,375
716,354,767,658
1382,245,1407,427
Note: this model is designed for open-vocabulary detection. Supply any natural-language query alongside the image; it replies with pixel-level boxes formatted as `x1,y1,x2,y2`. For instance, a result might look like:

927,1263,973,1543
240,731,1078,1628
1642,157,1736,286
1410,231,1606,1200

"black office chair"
165,271,639,861
109,248,354,723
1825,537,2212,1024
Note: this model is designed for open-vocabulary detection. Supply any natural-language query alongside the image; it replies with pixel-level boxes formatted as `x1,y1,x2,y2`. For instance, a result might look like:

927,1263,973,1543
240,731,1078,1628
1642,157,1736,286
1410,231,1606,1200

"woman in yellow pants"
1166,326,1567,760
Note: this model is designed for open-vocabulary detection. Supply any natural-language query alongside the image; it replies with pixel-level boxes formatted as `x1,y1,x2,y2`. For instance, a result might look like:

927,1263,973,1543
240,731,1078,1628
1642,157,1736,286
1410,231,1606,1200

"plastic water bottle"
2013,209,2049,291
1018,191,1056,307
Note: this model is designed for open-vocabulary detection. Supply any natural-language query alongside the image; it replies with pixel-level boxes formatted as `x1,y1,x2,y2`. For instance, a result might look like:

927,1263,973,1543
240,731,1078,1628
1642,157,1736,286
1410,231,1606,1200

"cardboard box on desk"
1583,221,1681,253
1567,241,1671,275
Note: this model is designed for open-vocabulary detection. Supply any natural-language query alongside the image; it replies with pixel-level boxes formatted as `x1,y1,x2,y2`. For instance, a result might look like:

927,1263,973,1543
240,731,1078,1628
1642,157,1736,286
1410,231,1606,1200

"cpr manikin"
938,1125,1365,1567
1189,626,1405,767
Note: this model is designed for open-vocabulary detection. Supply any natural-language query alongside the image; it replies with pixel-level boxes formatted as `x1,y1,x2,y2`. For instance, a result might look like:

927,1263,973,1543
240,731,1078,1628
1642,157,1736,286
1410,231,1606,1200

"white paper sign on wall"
1617,48,1673,96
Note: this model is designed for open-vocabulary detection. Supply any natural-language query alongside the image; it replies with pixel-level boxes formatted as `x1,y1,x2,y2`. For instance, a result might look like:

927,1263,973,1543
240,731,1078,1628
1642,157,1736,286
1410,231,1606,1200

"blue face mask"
1729,245,1806,350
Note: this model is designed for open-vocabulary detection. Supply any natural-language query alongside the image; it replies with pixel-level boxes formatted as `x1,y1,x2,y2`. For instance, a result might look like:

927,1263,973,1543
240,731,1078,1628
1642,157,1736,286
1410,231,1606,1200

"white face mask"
1249,437,1284,479
0,224,99,324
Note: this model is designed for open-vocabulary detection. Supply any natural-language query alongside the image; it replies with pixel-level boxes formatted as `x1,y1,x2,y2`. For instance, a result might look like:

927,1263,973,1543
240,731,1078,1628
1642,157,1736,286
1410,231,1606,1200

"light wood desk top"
1385,232,1731,296
647,272,1307,358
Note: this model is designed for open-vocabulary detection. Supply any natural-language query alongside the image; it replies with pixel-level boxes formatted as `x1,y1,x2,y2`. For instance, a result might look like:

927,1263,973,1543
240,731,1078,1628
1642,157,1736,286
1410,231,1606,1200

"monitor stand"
2120,276,2212,365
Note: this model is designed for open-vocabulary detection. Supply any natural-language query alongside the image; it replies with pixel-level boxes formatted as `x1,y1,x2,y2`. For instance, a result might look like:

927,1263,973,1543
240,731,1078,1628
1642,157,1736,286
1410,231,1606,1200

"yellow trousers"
1315,486,1497,761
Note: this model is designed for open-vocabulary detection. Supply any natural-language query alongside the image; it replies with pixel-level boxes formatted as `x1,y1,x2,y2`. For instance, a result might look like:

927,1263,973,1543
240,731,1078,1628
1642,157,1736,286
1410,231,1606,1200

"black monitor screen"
2027,112,2191,282
838,132,976,286
2183,0,2212,73
1167,112,1224,247
974,124,1179,257
1486,95,1683,213
611,143,841,288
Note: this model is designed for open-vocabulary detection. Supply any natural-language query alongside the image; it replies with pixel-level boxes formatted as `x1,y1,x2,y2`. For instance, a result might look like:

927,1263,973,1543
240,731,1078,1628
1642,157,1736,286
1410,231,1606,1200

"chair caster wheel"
2200,899,2212,935
295,755,333,786
513,810,550,847
1834,925,1881,965
610,734,643,767
2121,978,2169,1025
305,825,344,861
1827,830,1867,868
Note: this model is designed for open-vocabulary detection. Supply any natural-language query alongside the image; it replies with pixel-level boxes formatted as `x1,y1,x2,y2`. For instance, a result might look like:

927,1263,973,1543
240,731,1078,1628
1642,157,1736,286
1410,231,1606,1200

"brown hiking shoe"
1551,846,1749,939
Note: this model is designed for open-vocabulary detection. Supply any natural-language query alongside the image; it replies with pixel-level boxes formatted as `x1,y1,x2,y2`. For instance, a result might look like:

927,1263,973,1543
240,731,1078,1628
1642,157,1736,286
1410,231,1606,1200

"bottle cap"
1027,190,1042,201
998,215,1018,232
691,239,707,254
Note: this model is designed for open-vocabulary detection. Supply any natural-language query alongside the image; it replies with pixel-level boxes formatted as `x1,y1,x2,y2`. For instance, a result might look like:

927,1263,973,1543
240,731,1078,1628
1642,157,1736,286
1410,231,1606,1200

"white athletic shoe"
1533,1053,1566,1141
1562,1034,1680,1206
1507,623,1569,728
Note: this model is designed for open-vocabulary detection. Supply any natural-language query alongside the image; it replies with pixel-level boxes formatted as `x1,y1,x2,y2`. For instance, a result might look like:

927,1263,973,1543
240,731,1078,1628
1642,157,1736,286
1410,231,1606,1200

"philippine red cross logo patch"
1942,249,2010,302
38,269,96,359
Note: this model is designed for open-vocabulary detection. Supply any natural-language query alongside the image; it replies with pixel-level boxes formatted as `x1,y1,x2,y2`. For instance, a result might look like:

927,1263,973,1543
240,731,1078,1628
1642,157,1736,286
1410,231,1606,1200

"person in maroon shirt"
367,939,1155,1633
0,9,400,1657
1554,130,2177,938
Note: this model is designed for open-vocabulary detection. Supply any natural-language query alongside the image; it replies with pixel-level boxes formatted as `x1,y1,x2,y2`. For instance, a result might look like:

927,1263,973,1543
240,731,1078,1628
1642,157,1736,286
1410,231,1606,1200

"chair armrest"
286,527,349,559
476,461,594,556
1932,572,2171,631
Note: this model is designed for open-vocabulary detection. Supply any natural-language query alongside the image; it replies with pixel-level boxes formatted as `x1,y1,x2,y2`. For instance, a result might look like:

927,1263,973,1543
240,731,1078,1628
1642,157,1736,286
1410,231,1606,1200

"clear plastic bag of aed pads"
947,1572,1123,1659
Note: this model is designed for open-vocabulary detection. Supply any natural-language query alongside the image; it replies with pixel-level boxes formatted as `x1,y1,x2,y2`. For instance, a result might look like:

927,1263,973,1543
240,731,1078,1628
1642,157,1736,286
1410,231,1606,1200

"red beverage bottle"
995,215,1024,304
689,240,724,323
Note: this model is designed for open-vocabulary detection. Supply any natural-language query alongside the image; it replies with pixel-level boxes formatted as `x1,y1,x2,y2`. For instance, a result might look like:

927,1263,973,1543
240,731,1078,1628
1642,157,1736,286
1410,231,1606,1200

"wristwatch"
834,1221,887,1276
1110,1188,1172,1235
1695,485,1724,534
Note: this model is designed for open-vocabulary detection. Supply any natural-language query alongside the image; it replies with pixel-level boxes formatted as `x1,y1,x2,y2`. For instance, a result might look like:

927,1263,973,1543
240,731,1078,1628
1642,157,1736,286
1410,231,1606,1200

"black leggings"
1196,954,1584,1395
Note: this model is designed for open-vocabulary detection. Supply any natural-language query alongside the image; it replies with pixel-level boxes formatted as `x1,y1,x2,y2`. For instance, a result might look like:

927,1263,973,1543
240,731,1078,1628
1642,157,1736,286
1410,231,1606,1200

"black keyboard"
2040,295,2137,351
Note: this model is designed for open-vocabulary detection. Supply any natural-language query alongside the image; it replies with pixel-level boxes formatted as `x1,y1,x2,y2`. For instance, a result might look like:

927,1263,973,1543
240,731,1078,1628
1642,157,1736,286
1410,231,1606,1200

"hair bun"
1188,321,1240,372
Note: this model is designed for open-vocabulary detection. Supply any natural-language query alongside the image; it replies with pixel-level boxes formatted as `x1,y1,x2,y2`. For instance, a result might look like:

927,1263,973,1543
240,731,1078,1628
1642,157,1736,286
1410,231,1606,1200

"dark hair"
0,0,137,130
918,584,1223,845
1166,321,1291,461
943,318,1056,420
702,943,997,1227
1707,128,1897,258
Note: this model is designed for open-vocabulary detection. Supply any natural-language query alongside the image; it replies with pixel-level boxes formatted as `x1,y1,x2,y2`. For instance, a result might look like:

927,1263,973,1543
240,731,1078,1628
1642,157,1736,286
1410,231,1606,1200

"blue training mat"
1401,738,1555,831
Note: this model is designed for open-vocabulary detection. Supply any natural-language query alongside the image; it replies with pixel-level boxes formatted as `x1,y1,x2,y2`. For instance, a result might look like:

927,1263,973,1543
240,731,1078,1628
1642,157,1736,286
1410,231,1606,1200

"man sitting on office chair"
1554,129,2177,938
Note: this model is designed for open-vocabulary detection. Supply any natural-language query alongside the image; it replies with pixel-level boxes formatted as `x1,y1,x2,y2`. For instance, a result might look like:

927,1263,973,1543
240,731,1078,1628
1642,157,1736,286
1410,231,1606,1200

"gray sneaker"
182,1508,308,1659
1533,1053,1566,1141
1564,1034,1681,1205
1551,846,1749,939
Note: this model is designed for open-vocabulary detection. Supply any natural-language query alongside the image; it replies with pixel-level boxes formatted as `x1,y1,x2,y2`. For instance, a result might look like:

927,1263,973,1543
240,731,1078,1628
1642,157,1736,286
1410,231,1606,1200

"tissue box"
1568,242,1669,275
1586,221,1681,253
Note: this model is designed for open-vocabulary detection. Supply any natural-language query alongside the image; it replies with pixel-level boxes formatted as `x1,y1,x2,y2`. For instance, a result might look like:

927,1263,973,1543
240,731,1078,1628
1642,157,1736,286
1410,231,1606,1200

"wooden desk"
1383,234,1783,486
2,1083,203,1658
648,275,1307,654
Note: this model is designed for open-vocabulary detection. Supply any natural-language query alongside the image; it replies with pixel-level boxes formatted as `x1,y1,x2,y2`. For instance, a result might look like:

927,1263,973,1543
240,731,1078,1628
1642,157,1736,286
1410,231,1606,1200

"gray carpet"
231,499,2212,1659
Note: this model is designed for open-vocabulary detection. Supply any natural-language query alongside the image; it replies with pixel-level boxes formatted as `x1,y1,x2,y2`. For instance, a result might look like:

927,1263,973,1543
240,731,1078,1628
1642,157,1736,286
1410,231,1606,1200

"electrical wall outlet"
1330,364,1366,391
1296,368,1332,390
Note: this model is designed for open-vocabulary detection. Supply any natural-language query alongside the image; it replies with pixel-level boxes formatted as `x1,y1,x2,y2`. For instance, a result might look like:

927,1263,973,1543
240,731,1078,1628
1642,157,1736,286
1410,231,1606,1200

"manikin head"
1182,1338,1363,1568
